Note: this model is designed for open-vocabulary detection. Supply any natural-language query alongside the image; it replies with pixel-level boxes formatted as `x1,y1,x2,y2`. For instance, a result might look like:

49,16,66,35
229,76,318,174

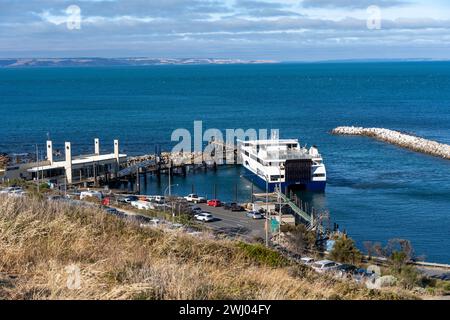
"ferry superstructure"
239,137,326,192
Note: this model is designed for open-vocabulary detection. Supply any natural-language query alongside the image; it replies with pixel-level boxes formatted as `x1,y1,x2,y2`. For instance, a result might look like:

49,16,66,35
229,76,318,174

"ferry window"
244,151,249,157
313,173,325,178
271,175,281,181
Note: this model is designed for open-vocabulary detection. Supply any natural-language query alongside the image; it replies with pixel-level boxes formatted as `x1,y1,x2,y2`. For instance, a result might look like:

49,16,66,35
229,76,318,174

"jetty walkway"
332,126,450,160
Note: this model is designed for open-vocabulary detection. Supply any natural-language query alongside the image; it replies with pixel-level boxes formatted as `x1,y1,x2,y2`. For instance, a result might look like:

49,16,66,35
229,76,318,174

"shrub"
397,265,421,289
371,238,422,289
283,224,317,254
328,235,362,264
236,242,289,268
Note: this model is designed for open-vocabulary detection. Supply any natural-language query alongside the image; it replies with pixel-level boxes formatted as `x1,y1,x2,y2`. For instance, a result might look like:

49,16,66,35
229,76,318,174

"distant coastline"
2,58,450,68
0,58,278,68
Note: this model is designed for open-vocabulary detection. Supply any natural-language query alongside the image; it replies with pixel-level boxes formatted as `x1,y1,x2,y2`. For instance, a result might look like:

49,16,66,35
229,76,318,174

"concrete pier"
332,126,450,160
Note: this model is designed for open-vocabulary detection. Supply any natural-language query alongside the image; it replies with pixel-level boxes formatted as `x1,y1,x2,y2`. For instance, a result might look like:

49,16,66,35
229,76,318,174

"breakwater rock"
331,126,450,160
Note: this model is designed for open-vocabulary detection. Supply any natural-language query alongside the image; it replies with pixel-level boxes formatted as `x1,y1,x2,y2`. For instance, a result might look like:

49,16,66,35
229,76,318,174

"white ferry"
239,136,326,192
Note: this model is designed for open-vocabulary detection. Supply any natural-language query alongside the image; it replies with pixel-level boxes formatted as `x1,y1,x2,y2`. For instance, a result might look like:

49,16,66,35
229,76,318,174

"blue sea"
1,62,449,263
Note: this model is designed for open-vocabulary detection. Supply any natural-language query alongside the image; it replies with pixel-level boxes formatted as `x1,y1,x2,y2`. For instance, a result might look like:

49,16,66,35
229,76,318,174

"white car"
184,194,206,203
131,200,154,210
0,187,23,194
147,195,165,203
149,218,160,226
312,260,340,273
8,190,26,197
195,212,214,222
80,190,103,201
300,257,315,265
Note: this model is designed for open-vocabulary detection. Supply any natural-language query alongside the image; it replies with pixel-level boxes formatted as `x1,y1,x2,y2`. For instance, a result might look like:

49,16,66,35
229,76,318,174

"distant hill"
0,58,277,68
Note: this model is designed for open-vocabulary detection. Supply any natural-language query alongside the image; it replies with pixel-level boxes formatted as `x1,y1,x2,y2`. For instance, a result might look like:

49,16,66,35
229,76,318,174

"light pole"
164,183,178,213
164,184,178,198
265,173,269,247
240,172,270,247
278,165,283,236
35,144,40,193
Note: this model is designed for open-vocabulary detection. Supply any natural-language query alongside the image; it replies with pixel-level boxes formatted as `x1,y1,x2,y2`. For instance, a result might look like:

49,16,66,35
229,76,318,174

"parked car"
312,260,340,273
184,194,206,203
195,212,215,222
131,200,154,210
246,211,264,219
335,264,358,278
207,199,222,207
300,257,315,265
0,187,23,194
194,212,205,219
230,203,245,212
47,195,63,201
224,202,244,211
437,273,450,281
191,206,203,214
148,195,165,203
353,268,378,283
117,195,138,203
80,190,103,201
147,218,161,226
104,207,119,215
66,192,81,199
223,202,232,210
8,190,26,197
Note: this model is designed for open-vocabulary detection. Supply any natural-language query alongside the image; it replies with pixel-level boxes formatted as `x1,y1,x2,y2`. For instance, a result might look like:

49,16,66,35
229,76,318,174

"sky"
0,0,449,61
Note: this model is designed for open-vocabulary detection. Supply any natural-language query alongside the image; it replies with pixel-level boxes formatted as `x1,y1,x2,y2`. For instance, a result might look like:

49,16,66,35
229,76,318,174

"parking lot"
194,203,265,240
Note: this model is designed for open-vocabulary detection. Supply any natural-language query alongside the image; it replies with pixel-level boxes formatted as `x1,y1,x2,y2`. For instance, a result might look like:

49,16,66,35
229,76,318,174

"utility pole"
265,174,269,247
278,166,282,236
168,162,171,196
64,171,67,198
136,167,140,194
36,144,40,193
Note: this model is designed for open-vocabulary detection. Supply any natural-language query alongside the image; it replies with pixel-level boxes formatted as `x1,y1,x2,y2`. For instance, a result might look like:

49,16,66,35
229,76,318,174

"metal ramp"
117,159,156,178
275,188,313,227
273,187,327,234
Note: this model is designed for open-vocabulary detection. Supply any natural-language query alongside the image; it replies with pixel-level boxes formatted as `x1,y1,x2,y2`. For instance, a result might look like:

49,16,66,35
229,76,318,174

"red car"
207,199,222,207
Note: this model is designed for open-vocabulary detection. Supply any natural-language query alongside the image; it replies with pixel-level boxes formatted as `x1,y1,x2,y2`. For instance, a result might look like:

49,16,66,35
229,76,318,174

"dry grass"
0,195,418,300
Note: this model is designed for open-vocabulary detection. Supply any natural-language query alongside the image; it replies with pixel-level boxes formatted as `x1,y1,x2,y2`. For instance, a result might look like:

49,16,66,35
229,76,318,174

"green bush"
328,235,362,264
236,242,289,268
397,265,421,289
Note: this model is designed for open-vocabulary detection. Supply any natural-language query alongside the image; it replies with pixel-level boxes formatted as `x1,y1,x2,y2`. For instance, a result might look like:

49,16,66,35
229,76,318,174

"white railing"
262,150,314,160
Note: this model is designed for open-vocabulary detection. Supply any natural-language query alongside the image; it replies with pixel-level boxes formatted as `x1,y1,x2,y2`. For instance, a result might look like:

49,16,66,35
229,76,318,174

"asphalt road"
195,203,266,240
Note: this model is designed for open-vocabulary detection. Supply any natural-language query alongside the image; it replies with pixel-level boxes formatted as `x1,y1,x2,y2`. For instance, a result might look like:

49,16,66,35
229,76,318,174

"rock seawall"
331,126,450,160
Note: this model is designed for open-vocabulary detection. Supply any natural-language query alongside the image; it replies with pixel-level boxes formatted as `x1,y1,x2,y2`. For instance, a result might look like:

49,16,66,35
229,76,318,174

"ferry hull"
243,167,326,193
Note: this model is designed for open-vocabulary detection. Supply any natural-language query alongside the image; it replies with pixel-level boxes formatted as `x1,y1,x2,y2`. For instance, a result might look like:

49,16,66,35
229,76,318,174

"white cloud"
0,0,449,60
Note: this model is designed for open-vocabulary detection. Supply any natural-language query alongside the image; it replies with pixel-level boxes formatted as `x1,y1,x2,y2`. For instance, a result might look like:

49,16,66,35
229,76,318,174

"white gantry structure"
4,138,127,185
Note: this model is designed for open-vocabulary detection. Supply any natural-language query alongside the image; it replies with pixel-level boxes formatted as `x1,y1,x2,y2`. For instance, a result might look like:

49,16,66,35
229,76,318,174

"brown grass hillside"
0,195,417,300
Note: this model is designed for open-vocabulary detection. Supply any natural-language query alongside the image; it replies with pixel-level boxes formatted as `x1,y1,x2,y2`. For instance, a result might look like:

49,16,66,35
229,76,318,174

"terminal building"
3,139,127,185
